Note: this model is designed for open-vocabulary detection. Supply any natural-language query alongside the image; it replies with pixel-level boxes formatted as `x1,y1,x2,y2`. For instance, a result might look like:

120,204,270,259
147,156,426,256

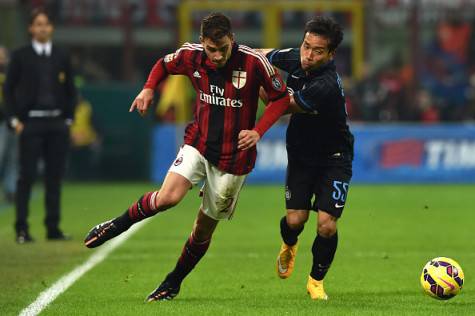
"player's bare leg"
277,209,308,278
84,172,191,248
307,210,337,300
146,209,218,302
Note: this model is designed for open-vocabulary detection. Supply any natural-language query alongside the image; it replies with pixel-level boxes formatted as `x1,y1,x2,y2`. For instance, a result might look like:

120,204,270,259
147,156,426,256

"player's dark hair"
304,16,343,52
201,13,232,41
29,7,53,25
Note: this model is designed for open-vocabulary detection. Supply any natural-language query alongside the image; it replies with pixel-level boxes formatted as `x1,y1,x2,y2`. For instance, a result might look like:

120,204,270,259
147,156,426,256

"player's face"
201,35,234,68
300,32,334,72
29,13,53,43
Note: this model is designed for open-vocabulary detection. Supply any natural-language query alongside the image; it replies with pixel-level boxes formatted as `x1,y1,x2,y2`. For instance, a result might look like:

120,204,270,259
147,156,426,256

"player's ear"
199,36,204,44
229,33,235,43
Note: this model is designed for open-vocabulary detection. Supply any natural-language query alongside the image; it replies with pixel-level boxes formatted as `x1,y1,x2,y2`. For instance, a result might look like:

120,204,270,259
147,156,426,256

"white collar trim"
32,40,52,56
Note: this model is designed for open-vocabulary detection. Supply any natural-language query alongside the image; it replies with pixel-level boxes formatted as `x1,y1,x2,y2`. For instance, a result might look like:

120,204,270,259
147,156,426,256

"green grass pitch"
0,183,473,315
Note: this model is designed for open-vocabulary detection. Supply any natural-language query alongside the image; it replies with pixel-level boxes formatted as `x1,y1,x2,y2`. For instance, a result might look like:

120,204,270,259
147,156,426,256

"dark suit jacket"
3,44,76,124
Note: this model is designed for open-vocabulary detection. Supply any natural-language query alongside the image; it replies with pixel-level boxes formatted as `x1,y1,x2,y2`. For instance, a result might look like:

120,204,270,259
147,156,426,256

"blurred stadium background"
1,0,475,315
2,0,475,183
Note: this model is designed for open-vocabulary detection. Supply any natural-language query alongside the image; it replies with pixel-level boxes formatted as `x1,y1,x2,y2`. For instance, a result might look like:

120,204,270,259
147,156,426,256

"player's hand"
14,121,24,135
238,129,260,151
129,88,154,116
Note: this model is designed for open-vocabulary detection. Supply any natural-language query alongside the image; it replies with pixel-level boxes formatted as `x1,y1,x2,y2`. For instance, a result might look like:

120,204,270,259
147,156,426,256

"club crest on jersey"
173,156,183,166
232,71,246,89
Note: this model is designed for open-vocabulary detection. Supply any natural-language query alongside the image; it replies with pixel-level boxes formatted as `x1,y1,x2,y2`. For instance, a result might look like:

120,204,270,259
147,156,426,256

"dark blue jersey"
267,48,354,163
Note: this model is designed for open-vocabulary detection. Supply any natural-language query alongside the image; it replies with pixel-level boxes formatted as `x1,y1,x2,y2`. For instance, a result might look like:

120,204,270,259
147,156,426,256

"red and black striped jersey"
144,42,288,175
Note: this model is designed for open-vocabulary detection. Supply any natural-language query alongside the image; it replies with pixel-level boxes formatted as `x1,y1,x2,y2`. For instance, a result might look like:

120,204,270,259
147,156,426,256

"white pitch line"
19,220,148,316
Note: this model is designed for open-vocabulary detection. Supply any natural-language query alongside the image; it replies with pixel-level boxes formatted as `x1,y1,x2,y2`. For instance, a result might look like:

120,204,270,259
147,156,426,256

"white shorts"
168,145,247,220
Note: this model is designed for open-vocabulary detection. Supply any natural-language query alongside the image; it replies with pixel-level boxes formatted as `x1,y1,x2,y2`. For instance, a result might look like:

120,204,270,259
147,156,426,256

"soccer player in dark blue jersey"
259,16,354,300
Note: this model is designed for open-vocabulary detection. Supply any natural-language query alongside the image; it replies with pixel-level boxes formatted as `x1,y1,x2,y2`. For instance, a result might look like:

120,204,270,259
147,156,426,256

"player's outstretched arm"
129,88,154,116
259,87,303,114
130,43,193,116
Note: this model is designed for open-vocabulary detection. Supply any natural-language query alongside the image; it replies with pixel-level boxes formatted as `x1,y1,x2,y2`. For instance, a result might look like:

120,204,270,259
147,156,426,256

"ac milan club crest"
174,156,183,166
232,71,247,89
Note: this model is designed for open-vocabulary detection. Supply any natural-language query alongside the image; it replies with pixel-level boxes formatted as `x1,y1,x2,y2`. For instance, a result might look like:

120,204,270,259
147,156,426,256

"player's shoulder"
179,42,203,51
270,47,300,59
164,42,203,62
237,44,275,76
176,42,203,56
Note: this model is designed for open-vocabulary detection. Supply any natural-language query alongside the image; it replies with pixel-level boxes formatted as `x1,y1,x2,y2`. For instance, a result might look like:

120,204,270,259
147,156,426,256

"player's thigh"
157,145,206,206
313,163,352,218
285,157,316,211
200,164,247,220
156,172,193,207
168,144,206,186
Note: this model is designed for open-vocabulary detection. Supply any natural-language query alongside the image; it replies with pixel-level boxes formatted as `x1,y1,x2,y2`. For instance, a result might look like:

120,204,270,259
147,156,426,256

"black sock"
114,210,133,231
310,232,338,281
168,234,211,285
280,216,304,246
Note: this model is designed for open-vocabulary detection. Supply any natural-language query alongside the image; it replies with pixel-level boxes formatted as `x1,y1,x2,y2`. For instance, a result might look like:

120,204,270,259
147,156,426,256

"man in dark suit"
3,8,76,243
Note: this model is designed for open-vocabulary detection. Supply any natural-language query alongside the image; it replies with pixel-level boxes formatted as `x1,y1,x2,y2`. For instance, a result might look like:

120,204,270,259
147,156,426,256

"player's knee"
154,190,181,211
317,219,337,238
286,212,308,230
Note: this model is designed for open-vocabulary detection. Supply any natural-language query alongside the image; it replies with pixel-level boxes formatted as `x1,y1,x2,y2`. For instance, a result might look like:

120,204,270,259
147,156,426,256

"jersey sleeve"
265,48,300,73
293,79,331,114
252,51,289,136
254,51,288,102
144,43,195,90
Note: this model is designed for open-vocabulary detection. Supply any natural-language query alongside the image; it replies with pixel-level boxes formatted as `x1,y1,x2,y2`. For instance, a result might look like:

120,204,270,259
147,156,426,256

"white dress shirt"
32,40,52,57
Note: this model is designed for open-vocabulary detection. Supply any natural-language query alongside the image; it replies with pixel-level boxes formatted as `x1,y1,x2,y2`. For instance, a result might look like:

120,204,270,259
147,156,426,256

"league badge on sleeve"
232,71,247,89
164,53,176,63
272,76,283,91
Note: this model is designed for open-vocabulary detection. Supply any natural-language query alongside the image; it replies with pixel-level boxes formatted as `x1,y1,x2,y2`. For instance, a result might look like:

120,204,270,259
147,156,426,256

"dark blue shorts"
285,153,352,218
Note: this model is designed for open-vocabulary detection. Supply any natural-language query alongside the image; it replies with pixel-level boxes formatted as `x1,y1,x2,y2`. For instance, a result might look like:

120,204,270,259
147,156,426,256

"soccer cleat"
306,275,328,300
146,278,181,302
84,219,126,248
276,241,298,279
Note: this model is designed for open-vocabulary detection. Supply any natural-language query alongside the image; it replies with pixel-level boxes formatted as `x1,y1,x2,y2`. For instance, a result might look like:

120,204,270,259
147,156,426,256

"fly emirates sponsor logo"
199,85,243,108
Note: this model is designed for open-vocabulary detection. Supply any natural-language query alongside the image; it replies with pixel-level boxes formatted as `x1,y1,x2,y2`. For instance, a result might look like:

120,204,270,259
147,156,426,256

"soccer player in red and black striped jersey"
84,13,289,301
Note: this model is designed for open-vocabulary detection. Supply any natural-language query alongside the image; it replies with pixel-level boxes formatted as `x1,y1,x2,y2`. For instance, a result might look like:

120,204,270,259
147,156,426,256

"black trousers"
15,118,69,233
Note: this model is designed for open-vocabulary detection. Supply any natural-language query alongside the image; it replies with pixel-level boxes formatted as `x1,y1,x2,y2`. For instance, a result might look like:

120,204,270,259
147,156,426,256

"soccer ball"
420,257,464,300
